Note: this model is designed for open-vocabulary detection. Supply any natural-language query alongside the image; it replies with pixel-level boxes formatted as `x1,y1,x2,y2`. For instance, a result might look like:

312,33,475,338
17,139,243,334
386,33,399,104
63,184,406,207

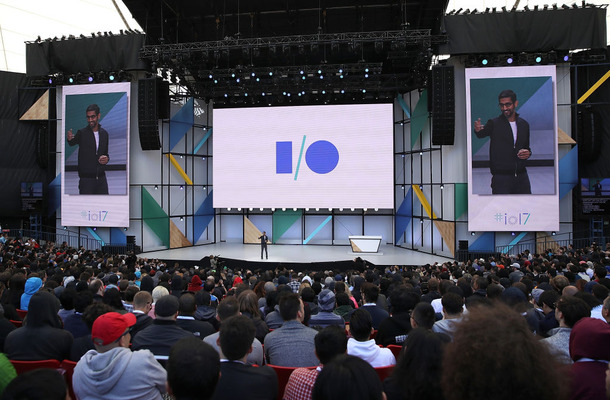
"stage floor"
139,243,455,266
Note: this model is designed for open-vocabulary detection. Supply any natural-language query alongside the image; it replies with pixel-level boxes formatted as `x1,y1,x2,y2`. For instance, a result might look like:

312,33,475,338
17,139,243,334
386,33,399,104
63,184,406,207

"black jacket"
475,113,530,175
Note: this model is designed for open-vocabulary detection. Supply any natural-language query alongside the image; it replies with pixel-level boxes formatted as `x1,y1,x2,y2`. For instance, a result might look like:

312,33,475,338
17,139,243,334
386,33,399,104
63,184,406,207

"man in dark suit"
474,90,532,194
212,315,277,400
176,293,215,338
67,103,110,194
259,231,269,259
348,282,389,330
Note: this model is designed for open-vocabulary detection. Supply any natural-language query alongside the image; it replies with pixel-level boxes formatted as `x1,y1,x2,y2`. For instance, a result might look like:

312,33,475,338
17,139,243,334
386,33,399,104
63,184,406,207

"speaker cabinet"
430,65,455,146
137,78,169,150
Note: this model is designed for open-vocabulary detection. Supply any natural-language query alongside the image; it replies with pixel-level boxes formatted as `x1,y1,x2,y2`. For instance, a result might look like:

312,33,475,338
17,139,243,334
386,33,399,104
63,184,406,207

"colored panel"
166,153,194,185
557,128,576,145
276,141,292,173
396,95,411,119
395,188,413,244
577,69,610,104
303,216,332,244
412,185,437,219
272,209,302,244
194,190,214,243
110,228,127,244
410,90,428,149
559,145,579,199
86,227,105,246
170,220,192,248
244,216,263,244
469,232,495,252
434,220,455,256
141,187,170,247
170,98,194,150
20,90,49,121
455,183,468,219
193,128,212,155
48,174,61,216
499,232,528,254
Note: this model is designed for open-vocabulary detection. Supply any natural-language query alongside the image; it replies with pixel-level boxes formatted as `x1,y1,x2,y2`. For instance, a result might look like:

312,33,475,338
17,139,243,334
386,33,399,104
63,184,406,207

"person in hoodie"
432,292,464,341
20,276,42,311
569,317,610,400
195,290,220,331
72,312,166,400
375,286,419,346
346,308,395,368
187,274,204,292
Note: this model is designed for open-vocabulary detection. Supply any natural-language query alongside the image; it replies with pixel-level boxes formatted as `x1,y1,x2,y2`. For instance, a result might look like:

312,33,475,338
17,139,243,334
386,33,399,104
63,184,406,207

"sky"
0,0,607,74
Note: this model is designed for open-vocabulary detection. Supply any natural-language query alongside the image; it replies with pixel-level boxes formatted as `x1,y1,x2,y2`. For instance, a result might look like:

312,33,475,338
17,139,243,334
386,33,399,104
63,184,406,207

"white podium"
348,236,382,253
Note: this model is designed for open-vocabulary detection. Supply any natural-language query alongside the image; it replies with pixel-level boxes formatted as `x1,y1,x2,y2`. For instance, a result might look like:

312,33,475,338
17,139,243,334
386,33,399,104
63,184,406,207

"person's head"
390,286,419,314
86,104,101,129
361,282,380,303
152,285,170,302
441,292,464,317
314,326,348,364
279,292,304,322
1,369,68,400
442,303,566,400
133,291,153,313
102,287,124,311
555,295,590,328
217,296,240,321
411,302,435,330
178,293,198,316
393,328,450,400
82,302,114,332
219,315,256,361
349,308,373,341
73,289,94,313
237,289,261,318
312,354,384,400
155,295,180,320
603,296,610,323
166,337,220,400
317,289,336,312
498,90,518,120
539,289,561,314
26,291,62,329
92,312,136,352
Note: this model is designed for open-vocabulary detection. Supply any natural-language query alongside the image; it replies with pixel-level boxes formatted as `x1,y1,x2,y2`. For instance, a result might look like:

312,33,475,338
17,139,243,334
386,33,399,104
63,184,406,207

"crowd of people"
0,235,609,400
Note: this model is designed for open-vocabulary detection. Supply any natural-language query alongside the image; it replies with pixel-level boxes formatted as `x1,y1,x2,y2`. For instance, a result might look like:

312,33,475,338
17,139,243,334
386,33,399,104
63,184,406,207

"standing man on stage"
259,231,269,259
67,104,110,194
474,89,531,195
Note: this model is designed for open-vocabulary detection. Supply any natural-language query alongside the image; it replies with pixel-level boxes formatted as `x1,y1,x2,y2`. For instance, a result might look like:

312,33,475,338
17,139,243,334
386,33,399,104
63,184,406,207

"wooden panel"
557,128,576,145
434,220,455,257
170,220,192,248
20,90,49,121
244,216,262,244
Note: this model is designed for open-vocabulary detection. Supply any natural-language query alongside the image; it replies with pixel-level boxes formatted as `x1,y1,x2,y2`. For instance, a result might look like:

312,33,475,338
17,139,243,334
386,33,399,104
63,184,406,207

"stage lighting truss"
465,50,575,68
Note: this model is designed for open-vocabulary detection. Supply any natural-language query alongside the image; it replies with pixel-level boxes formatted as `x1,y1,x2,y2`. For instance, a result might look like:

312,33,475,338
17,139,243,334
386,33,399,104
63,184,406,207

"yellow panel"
557,128,576,145
166,153,193,185
412,185,437,219
170,220,192,248
20,90,49,121
244,216,262,244
434,220,455,257
535,232,559,255
577,69,610,104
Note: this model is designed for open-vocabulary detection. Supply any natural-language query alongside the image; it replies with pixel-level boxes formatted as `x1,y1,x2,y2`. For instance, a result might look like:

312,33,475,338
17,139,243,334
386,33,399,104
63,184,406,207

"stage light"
271,208,275,211
563,54,570,62
350,208,355,211
231,73,235,78
93,227,97,231
259,208,263,211
293,208,297,211
319,75,324,79
236,78,240,83
328,208,332,211
365,74,369,78
48,77,53,84
317,69,322,74
154,185,158,190
63,226,67,230
237,208,241,211
511,232,516,236
322,90,326,94
282,208,286,211
244,93,248,96
535,55,542,63
362,89,366,93
180,217,184,221
481,58,488,65
471,232,476,236
315,208,319,211
374,208,378,211
269,72,273,76
507,57,514,64
180,185,184,190
339,208,343,211
227,208,231,211
440,184,444,189
302,76,306,80
363,208,367,211
123,227,127,231
88,75,94,82
109,73,115,81
552,231,557,236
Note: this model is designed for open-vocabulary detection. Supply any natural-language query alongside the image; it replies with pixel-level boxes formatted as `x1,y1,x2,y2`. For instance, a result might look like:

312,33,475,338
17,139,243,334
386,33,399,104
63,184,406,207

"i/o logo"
276,135,339,180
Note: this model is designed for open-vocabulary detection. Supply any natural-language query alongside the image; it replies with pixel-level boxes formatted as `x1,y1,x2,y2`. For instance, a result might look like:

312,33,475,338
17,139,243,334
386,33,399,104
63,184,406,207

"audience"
542,295,590,364
176,293,215,338
569,317,610,400
347,308,395,367
312,354,385,400
309,289,345,329
1,368,68,400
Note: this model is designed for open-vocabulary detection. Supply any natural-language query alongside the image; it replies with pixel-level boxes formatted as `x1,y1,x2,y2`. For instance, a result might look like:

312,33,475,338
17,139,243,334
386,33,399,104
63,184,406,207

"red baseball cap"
92,312,136,346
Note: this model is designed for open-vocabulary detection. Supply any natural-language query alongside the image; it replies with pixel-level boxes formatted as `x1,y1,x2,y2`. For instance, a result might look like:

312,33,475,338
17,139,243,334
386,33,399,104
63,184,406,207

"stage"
139,243,455,268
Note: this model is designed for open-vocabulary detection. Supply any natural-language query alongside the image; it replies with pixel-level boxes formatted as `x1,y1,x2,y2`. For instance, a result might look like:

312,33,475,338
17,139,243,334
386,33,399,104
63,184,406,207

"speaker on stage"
138,78,169,150
430,65,455,146
577,105,602,163
458,240,469,250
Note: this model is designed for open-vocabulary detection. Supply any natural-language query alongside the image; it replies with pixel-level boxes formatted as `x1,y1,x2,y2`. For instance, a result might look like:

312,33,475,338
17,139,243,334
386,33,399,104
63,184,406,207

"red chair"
10,359,61,375
374,365,394,382
9,320,22,328
60,359,78,400
16,309,27,320
387,344,402,360
268,364,316,400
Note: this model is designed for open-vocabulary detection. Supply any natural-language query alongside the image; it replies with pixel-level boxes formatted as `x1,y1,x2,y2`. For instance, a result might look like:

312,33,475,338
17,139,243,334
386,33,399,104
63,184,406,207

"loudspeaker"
458,240,469,250
138,78,169,150
430,65,455,145
126,235,136,245
577,105,602,163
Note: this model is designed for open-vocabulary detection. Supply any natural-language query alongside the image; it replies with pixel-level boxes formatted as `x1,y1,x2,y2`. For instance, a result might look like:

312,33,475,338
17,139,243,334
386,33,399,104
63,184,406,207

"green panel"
141,187,170,247
272,210,302,244
410,89,429,149
455,183,468,219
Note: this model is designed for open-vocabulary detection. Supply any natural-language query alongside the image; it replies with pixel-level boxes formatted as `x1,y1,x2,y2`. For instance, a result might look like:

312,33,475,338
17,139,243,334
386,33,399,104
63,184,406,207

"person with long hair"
238,289,269,342
383,327,449,400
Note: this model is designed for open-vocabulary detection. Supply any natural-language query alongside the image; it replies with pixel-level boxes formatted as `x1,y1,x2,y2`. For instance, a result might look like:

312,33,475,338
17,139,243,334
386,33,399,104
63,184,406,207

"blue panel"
86,227,105,246
194,190,214,242
110,228,127,244
500,232,528,254
395,188,413,244
276,141,292,173
396,95,411,119
193,128,212,154
170,98,194,150
469,232,495,251
48,174,61,216
559,145,579,199
303,216,332,244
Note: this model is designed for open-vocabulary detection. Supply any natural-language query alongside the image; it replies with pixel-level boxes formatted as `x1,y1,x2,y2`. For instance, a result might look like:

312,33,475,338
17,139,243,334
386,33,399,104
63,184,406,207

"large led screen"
61,83,130,227
213,104,394,209
466,66,559,232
